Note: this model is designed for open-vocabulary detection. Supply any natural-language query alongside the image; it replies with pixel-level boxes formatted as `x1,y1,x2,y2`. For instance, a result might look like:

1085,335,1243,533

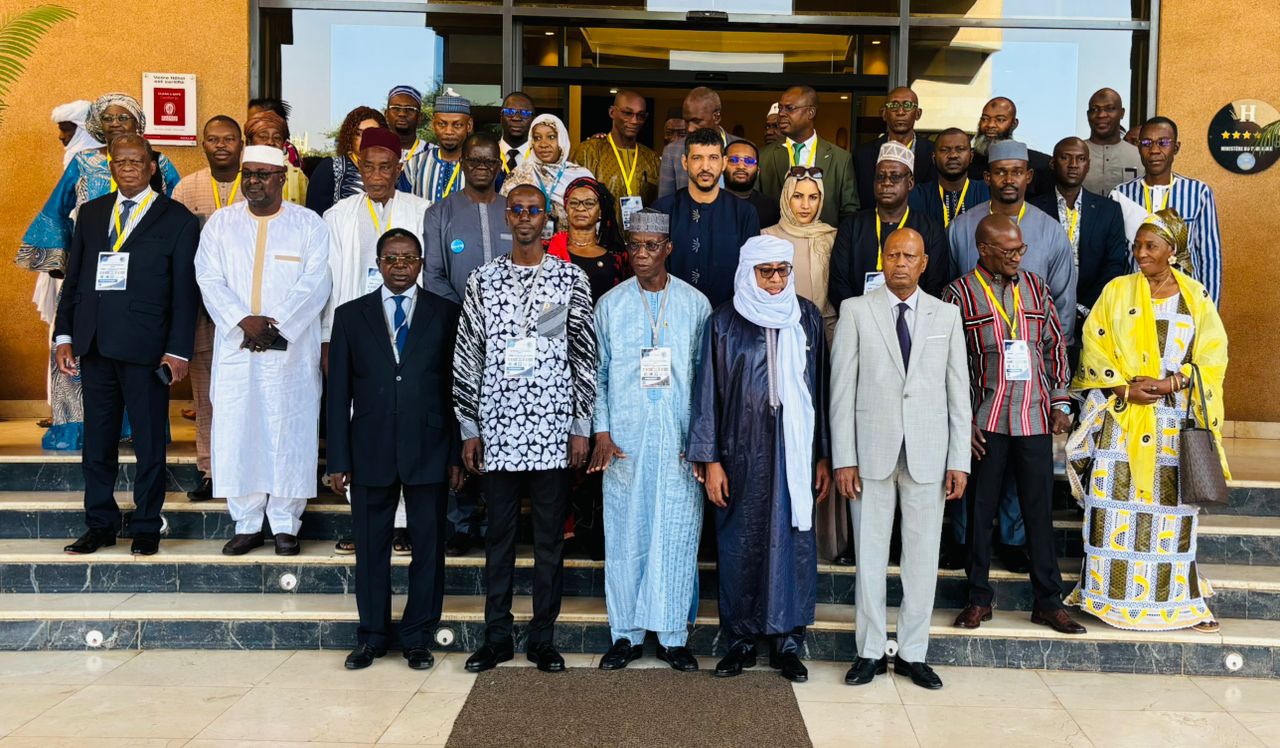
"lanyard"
1143,177,1175,214
365,196,393,235
974,268,1023,340
211,174,241,210
441,160,461,199
636,278,671,347
1065,206,1079,244
111,192,156,252
990,201,1028,225
511,256,549,335
939,179,970,227
788,138,816,168
608,134,639,196
403,138,423,163
534,163,568,206
874,206,910,271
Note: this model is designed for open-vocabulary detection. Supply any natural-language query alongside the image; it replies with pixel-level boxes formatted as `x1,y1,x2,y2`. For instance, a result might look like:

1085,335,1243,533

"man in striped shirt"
1115,116,1223,304
943,214,1087,636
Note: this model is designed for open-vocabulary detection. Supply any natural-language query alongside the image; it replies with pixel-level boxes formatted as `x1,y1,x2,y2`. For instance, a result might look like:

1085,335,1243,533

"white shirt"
888,286,920,339
785,132,819,167
381,283,418,363
499,138,531,170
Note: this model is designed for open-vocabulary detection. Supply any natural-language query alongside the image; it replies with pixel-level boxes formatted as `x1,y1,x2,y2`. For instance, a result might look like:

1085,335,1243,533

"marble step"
0,591,1276,678
1,538,1278,620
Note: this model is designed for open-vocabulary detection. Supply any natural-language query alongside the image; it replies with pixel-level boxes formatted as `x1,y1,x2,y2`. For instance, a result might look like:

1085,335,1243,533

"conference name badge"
1003,339,1032,381
864,271,885,293
619,196,643,230
95,252,129,291
364,267,381,294
640,346,672,389
504,337,537,379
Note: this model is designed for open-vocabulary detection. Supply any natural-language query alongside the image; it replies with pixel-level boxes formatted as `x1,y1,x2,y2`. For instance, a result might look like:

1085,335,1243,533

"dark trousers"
729,627,806,655
80,349,168,534
482,468,570,646
351,480,448,651
965,431,1064,611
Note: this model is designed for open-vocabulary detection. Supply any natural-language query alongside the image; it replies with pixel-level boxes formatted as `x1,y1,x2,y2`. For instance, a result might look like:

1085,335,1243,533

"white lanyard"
636,279,671,346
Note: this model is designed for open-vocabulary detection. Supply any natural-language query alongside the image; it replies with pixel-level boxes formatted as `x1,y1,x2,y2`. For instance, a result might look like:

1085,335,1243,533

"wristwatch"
1052,402,1073,415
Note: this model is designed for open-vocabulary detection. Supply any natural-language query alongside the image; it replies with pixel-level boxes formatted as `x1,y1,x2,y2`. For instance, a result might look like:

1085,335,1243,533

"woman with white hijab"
687,234,831,685
500,113,593,234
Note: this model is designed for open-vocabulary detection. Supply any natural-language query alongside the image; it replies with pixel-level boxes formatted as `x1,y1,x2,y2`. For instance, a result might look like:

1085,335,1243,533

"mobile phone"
155,362,173,386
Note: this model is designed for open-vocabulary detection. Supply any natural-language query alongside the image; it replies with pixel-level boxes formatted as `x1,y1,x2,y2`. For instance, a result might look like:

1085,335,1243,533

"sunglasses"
883,101,919,111
788,166,825,180
1139,137,1176,149
379,255,422,266
501,107,534,118
754,263,793,279
241,169,286,181
507,205,546,217
727,155,758,167
874,172,910,184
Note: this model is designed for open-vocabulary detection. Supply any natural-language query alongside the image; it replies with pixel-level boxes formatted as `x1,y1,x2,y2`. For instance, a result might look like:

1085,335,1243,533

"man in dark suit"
1031,136,1129,367
968,97,1052,198
759,85,859,227
327,227,464,671
854,86,936,208
55,133,199,556
657,86,742,199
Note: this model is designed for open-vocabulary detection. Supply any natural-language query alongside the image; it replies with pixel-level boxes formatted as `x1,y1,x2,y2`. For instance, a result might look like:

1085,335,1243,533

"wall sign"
142,72,197,146
1207,99,1279,174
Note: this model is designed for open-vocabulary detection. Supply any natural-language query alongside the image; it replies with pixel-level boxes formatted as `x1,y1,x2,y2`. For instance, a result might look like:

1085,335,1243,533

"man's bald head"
976,213,1021,245
682,86,722,133
887,86,918,104
609,89,648,142
975,214,1027,276
1087,87,1126,141
778,86,818,141
979,97,1018,140
882,228,928,297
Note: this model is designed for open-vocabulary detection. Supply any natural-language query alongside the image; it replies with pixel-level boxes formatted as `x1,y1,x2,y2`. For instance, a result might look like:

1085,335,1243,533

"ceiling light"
840,95,849,100
544,31,555,36
609,88,619,94
871,40,882,45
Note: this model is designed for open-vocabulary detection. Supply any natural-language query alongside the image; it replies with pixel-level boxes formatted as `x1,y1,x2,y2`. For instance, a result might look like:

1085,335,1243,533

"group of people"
24,80,1229,687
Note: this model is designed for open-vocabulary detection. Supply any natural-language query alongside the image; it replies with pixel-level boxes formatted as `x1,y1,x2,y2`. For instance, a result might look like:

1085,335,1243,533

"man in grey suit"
830,228,970,691
657,87,741,199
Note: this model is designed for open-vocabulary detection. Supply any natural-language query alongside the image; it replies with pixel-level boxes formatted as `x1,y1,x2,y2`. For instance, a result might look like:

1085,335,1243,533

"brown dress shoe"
953,604,993,629
274,533,301,556
1031,608,1087,635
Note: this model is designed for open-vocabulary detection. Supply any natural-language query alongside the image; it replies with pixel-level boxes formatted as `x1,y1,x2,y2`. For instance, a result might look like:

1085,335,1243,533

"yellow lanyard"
990,202,1028,225
788,138,816,168
939,179,970,228
365,196,392,235
211,174,241,210
403,138,423,163
874,206,910,271
111,192,156,252
607,134,639,196
1142,177,1175,214
974,268,1022,339
1065,206,1079,244
442,160,460,198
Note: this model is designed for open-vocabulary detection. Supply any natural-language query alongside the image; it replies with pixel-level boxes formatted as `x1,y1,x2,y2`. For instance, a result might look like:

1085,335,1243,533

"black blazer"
1030,187,1130,313
54,191,200,365
326,287,461,487
854,134,937,210
828,206,951,311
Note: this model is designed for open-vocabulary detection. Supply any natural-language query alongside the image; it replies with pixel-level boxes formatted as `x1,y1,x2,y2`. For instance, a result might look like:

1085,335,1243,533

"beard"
972,130,1012,156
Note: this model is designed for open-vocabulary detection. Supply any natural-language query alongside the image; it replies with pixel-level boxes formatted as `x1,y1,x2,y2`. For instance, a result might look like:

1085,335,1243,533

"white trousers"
228,493,308,535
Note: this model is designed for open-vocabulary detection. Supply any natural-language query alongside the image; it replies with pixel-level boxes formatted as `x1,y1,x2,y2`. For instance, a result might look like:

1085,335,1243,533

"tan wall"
0,0,249,399
1157,0,1280,421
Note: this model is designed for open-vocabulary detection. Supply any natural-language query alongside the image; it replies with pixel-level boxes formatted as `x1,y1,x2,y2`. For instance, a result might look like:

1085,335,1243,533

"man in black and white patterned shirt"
453,184,597,674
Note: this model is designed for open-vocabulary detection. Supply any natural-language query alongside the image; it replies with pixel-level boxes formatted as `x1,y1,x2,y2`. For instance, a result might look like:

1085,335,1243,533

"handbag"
1178,363,1230,505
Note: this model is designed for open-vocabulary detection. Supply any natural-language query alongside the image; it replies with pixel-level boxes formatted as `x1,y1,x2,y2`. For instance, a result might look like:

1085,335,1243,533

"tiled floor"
0,650,1278,746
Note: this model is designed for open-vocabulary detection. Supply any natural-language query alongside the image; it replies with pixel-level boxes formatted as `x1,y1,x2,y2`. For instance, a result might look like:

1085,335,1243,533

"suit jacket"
54,191,199,365
829,286,971,484
326,287,461,487
854,134,937,209
658,128,743,199
1030,187,1129,314
759,136,859,228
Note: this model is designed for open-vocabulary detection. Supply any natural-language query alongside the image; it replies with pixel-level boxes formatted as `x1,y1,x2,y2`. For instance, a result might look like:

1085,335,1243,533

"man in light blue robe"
589,209,711,672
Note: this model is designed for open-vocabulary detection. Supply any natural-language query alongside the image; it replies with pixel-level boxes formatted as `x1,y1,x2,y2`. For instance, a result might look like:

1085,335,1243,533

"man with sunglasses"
454,185,597,674
854,87,936,209
658,87,742,199
497,91,536,181
760,85,858,228
384,85,427,194
570,90,660,229
1114,116,1223,303
724,140,780,228
196,145,332,557
328,228,464,671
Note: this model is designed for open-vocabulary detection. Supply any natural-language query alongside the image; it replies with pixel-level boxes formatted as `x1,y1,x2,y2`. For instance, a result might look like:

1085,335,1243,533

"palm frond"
0,5,77,127
1254,120,1280,149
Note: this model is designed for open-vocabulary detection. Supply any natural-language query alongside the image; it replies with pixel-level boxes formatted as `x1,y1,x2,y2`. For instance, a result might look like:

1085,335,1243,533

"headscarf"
51,100,102,167
504,114,592,213
776,174,837,242
766,175,838,331
544,175,627,262
85,93,144,142
732,235,816,532
1138,208,1194,275
244,110,288,147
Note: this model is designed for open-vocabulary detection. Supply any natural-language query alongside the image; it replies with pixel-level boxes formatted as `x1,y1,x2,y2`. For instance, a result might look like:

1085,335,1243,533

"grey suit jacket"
829,286,971,484
657,128,743,199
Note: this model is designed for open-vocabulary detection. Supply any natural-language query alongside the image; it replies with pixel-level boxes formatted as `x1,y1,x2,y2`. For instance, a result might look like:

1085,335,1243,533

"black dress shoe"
404,646,435,670
656,645,699,672
222,533,264,556
769,651,808,682
445,534,471,557
527,642,566,673
599,638,644,670
187,477,213,502
64,529,116,555
894,656,943,690
938,543,968,571
997,543,1032,574
130,532,160,556
274,533,300,556
831,551,857,566
713,645,757,678
465,643,514,673
344,643,385,670
845,655,888,685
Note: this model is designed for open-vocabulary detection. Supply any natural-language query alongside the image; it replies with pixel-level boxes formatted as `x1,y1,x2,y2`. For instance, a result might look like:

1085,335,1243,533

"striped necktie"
393,295,408,356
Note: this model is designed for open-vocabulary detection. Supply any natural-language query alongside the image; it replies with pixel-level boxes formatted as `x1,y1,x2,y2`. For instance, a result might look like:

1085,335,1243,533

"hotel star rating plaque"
1208,99,1279,175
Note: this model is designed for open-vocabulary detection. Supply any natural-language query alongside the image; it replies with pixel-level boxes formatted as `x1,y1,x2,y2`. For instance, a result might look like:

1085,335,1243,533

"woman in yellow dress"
1065,208,1229,632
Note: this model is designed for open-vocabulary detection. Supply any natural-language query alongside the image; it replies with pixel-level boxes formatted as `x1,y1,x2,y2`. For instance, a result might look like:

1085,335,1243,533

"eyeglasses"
978,241,1029,259
241,169,285,181
627,239,668,254
98,114,136,125
379,255,422,266
874,172,910,184
754,263,793,279
386,105,420,115
463,157,502,170
567,198,599,211
788,166,825,180
883,101,919,111
777,103,814,115
727,155,758,167
1139,137,1176,149
1087,105,1119,116
501,107,534,118
615,108,648,121
507,205,546,217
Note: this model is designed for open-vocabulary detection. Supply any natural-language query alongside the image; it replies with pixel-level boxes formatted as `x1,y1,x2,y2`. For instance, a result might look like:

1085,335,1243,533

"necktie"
392,295,408,357
506,148,519,172
896,301,912,371
108,199,136,248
